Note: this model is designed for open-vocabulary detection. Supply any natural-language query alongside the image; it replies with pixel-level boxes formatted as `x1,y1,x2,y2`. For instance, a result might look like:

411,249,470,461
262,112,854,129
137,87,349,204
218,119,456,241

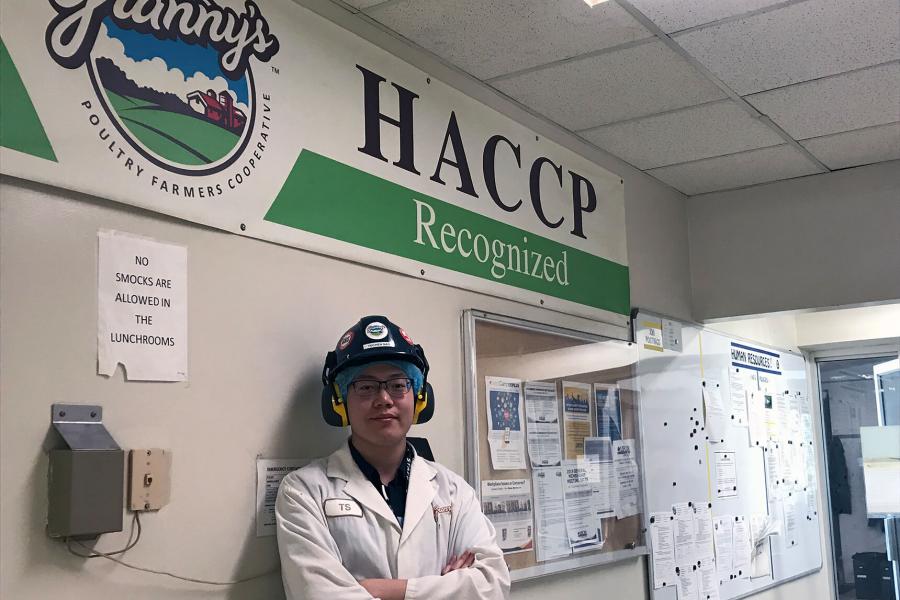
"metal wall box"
47,404,123,538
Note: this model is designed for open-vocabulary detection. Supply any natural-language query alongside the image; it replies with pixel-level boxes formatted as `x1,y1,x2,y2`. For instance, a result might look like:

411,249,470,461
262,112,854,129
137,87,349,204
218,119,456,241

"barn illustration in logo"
46,0,280,176
90,19,251,172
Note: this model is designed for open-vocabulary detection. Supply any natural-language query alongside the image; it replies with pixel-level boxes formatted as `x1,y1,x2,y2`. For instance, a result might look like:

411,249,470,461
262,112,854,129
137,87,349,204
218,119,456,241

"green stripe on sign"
265,151,629,315
0,38,56,162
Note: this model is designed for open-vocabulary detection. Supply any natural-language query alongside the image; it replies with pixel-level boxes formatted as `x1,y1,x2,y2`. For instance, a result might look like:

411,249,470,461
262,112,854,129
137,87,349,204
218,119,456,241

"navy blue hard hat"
321,316,433,427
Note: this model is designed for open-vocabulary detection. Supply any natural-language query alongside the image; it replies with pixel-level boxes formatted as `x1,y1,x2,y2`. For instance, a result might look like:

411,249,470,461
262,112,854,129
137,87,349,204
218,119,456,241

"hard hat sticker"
338,331,354,350
365,322,389,339
399,328,414,344
362,341,395,350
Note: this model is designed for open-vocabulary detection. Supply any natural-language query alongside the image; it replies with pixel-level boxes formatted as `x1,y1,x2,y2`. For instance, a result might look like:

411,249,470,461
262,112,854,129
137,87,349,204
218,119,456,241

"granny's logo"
365,322,388,340
46,0,280,176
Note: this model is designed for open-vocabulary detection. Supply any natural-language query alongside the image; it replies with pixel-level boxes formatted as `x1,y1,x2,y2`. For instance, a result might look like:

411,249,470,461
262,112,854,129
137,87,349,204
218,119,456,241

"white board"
635,311,822,600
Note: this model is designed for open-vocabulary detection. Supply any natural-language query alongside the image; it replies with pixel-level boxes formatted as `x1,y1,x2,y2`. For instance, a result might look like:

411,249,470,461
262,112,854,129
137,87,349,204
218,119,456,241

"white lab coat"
276,442,510,600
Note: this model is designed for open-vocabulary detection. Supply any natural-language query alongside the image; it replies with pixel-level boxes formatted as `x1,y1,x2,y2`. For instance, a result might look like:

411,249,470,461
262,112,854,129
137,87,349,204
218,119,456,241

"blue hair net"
335,360,424,401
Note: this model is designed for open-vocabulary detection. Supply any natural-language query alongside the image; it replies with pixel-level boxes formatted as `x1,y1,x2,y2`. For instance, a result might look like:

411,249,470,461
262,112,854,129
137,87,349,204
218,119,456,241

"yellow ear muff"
413,388,428,424
332,382,349,427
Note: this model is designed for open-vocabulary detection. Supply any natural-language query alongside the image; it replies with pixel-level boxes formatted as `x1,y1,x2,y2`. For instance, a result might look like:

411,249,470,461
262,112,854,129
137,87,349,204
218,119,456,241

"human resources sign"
0,0,628,323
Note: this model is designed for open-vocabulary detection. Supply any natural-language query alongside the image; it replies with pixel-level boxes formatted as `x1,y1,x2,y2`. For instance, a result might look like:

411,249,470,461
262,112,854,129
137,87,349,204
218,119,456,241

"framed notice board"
633,310,822,600
462,310,647,582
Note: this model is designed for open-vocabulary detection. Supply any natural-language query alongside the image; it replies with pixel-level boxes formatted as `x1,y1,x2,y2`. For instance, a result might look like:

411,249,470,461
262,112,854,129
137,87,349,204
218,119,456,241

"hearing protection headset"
321,316,434,427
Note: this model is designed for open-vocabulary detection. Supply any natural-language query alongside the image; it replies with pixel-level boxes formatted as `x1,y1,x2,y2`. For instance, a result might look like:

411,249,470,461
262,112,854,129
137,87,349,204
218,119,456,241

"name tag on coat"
323,498,363,517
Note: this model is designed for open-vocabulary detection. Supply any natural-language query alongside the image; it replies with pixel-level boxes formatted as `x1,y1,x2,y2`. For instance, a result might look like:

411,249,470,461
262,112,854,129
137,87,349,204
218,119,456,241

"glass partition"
463,310,646,582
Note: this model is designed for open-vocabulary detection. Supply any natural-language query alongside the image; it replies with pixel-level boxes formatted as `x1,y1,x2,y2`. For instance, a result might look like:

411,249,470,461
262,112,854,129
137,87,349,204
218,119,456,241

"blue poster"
594,385,622,441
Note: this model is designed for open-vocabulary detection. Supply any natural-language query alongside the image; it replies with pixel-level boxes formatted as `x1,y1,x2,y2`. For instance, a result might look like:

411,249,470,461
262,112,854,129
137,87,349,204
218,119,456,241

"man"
276,316,510,600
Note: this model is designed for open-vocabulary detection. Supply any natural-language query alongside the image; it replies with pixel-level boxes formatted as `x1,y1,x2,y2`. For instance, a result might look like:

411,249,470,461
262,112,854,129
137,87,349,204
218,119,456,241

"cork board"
466,315,647,580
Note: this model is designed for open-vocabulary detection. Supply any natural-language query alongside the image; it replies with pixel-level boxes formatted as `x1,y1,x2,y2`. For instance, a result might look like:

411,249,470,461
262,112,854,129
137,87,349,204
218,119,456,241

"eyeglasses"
350,377,412,399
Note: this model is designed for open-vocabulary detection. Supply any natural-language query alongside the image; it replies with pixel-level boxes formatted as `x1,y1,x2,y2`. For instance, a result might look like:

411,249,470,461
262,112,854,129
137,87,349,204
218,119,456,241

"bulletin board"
634,310,822,600
462,310,648,583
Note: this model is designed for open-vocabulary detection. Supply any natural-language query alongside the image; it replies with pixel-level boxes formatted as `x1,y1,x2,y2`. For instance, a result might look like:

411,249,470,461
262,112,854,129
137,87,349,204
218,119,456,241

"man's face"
346,363,415,448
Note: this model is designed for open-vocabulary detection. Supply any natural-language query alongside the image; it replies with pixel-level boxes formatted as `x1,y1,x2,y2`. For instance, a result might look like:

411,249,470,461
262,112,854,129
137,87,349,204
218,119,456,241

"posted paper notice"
524,380,562,468
594,383,622,441
97,229,187,381
256,458,308,536
563,460,602,549
728,370,749,427
650,511,676,588
563,381,592,460
482,479,534,553
703,381,728,444
613,439,640,519
532,467,571,562
715,451,738,498
485,377,527,470
713,515,734,578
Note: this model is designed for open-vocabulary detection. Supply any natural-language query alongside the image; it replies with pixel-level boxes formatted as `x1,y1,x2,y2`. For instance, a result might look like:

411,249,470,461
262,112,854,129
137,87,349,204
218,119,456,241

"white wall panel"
0,146,689,599
688,161,900,320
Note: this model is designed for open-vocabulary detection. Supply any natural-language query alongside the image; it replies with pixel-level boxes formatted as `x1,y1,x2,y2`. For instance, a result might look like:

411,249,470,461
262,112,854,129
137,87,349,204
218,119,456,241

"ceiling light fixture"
584,0,610,5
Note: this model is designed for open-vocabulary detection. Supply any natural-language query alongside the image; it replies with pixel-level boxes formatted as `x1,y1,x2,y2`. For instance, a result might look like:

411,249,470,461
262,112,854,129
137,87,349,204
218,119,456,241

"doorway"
818,354,899,600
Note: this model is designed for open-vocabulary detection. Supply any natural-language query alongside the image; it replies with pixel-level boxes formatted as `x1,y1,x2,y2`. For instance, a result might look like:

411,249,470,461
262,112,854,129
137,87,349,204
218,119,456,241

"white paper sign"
97,229,187,380
731,516,751,578
703,381,728,444
673,501,697,565
563,460,602,549
713,515,734,578
747,391,767,448
699,558,721,600
613,439,640,519
728,371,749,427
485,376,527,470
715,452,738,498
532,467,571,562
749,514,772,579
524,380,562,468
482,478,534,554
694,501,715,561
650,511,676,588
677,563,700,600
256,458,308,536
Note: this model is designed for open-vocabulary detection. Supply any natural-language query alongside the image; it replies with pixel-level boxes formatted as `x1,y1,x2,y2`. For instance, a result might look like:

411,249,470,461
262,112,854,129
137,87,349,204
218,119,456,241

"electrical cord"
66,512,142,558
64,512,279,586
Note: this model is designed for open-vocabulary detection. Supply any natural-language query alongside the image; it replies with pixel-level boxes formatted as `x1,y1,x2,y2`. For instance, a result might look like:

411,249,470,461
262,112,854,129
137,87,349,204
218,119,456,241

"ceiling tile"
492,41,726,131
801,123,900,170
647,145,823,195
674,0,900,95
747,62,900,140
365,0,652,80
627,0,790,34
582,100,784,169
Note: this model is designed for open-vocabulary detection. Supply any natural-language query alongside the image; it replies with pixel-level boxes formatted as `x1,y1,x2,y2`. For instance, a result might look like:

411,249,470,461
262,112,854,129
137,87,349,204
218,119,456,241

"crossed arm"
276,479,507,600
358,551,476,600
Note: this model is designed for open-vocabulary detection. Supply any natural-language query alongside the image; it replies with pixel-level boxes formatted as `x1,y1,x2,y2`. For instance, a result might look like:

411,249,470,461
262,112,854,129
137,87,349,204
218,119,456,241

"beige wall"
688,160,900,321
1,1,694,594
795,304,900,349
0,167,678,599
5,0,876,598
